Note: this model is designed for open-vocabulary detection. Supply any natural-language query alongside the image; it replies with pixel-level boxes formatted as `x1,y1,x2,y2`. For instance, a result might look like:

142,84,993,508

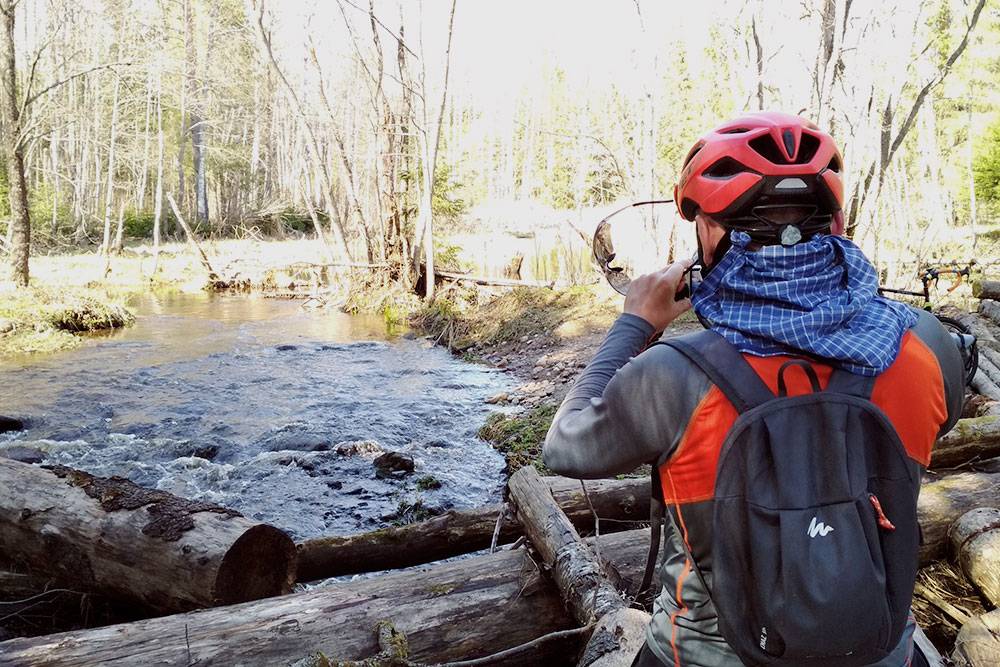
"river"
0,292,511,541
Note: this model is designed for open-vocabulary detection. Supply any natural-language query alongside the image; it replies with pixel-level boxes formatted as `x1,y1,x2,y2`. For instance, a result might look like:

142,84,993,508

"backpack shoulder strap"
826,367,876,399
659,330,774,413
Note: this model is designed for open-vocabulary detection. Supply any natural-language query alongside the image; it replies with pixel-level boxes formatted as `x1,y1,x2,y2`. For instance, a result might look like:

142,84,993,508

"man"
543,112,964,667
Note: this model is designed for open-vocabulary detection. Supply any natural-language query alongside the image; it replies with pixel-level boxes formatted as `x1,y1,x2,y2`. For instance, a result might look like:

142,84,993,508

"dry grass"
410,284,618,351
913,560,987,654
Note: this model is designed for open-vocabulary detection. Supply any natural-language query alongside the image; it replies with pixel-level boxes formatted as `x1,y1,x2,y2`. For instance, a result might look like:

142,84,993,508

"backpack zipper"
868,494,896,531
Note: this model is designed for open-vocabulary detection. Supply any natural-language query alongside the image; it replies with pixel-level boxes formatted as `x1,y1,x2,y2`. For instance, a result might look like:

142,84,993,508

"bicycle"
878,261,979,386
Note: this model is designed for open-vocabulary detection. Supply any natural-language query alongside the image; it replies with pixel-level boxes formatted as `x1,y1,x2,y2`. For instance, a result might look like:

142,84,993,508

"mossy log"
296,476,647,582
0,459,296,614
949,508,1000,607
0,529,651,666
973,281,1000,302
932,416,1000,468
918,470,1000,563
508,466,625,625
952,609,1000,667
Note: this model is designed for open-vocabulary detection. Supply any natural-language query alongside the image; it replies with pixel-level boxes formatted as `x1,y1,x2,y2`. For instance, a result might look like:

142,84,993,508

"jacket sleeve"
543,315,708,478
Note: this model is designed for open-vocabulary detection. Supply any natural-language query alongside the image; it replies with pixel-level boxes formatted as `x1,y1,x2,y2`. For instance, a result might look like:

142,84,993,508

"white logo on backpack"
807,516,834,538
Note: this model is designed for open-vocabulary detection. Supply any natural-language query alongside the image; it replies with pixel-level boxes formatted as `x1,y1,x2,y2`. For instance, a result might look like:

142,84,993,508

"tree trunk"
507,466,625,625
100,72,121,256
0,459,296,615
0,1,30,286
949,507,1000,607
952,609,1000,667
152,69,164,275
192,114,209,223
112,199,125,254
137,72,152,211
296,476,647,582
0,528,648,666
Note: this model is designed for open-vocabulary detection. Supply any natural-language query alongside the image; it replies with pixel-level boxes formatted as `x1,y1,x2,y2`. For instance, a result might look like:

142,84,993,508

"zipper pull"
869,494,896,531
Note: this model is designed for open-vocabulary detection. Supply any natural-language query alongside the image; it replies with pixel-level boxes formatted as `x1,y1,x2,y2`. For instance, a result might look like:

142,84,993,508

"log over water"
0,459,296,614
296,476,648,582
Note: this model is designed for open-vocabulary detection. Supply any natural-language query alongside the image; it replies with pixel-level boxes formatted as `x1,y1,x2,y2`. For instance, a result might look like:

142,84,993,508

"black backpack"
660,331,921,667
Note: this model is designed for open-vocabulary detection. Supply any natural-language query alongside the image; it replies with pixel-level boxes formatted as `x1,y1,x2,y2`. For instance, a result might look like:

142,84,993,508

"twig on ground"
432,623,595,667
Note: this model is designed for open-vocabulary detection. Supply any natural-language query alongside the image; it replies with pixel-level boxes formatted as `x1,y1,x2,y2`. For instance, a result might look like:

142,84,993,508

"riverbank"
410,284,702,471
0,238,358,359
0,286,134,358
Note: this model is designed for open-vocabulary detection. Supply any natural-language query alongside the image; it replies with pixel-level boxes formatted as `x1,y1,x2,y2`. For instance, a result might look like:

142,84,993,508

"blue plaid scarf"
691,231,918,376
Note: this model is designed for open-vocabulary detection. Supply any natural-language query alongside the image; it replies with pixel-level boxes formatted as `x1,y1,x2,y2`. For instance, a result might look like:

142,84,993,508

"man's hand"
623,259,693,332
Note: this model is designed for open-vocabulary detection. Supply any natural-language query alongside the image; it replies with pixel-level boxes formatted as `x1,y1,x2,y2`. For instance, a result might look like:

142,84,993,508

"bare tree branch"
23,60,132,111
338,0,418,60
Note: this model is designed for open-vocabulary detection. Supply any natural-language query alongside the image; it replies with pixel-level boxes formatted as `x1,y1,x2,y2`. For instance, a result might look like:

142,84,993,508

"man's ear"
695,213,727,265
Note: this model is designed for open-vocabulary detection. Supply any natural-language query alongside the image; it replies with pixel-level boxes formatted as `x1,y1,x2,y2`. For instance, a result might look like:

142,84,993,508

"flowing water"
0,293,511,541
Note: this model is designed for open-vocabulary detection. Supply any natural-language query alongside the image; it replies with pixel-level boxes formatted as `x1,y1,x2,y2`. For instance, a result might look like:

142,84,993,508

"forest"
3,1,1000,666
1,0,999,295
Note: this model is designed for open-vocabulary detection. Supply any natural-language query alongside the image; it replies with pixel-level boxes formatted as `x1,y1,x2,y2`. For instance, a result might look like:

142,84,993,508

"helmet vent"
749,133,821,165
749,134,787,164
683,142,705,168
720,127,750,135
704,157,749,179
796,133,821,164
826,154,842,173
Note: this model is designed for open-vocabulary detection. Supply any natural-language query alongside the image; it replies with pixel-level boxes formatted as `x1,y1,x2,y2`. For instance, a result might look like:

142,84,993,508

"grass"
0,286,135,358
477,403,557,473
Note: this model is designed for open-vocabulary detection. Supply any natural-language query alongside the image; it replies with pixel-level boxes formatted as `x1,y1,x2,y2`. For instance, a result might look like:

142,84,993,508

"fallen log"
508,467,625,625
952,609,1000,667
932,416,1000,468
974,281,1000,301
436,269,565,289
0,459,296,614
949,508,1000,607
296,476,647,582
978,299,1000,328
165,192,220,282
2,466,996,665
919,469,1000,563
0,529,651,666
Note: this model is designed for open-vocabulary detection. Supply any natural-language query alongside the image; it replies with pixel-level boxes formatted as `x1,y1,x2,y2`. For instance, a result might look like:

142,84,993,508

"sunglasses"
591,199,702,298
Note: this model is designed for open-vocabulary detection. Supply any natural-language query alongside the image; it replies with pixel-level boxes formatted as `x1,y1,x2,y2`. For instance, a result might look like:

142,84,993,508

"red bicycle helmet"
674,111,845,244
